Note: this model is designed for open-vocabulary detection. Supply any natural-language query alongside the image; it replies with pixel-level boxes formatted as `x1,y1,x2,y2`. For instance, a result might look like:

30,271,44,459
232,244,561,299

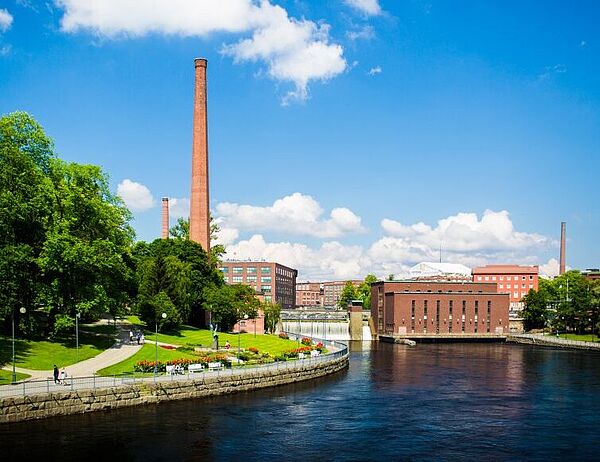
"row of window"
230,276,272,283
499,283,534,289
221,266,272,275
477,275,534,282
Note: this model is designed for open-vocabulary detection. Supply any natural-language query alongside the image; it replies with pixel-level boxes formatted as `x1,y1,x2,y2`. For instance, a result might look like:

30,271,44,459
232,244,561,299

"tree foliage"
263,302,281,334
203,283,260,332
0,112,135,335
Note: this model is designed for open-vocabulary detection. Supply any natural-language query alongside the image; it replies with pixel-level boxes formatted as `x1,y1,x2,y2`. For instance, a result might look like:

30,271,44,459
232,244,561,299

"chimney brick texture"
559,222,566,275
189,58,211,252
161,197,169,239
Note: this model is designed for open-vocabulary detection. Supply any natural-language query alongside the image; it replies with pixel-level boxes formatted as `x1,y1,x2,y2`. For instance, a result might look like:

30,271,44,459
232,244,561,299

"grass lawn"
0,333,113,370
0,369,30,385
558,333,600,342
97,343,200,376
125,315,145,327
146,326,300,355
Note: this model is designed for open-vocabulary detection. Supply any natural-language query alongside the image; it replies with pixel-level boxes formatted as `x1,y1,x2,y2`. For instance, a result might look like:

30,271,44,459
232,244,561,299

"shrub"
301,337,312,346
248,346,259,354
278,332,289,340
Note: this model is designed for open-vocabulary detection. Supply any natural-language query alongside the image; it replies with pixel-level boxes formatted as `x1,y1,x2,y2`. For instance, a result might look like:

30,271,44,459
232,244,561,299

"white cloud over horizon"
117,179,156,212
216,201,555,280
368,66,382,75
216,192,366,239
344,0,382,16
168,197,190,220
0,8,13,32
55,0,346,104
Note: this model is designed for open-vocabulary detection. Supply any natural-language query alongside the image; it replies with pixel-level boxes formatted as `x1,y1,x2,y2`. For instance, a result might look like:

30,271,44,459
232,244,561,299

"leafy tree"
521,289,548,330
203,283,260,331
169,217,189,239
0,112,54,326
38,160,135,324
386,274,395,281
138,291,181,330
337,281,359,309
358,274,378,309
263,302,281,334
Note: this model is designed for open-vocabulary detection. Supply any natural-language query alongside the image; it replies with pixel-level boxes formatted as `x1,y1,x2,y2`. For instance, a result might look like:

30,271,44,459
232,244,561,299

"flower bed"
278,332,289,340
301,337,312,346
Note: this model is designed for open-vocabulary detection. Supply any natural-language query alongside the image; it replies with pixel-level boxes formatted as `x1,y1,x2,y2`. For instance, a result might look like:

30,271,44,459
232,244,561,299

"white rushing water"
282,321,350,341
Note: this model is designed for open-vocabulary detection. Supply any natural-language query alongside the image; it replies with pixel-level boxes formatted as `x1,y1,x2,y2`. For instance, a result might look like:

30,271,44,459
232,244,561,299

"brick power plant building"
371,281,509,336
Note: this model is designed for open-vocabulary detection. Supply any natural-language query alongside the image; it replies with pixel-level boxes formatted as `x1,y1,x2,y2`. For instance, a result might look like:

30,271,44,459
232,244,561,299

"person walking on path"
129,330,134,343
53,365,60,384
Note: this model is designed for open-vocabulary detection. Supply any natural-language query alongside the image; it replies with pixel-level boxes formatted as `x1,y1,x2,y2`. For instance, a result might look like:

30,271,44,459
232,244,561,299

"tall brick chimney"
189,58,211,252
559,221,566,275
161,197,169,239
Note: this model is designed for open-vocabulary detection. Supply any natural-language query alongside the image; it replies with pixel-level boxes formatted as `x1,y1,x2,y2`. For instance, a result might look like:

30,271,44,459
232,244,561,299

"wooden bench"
188,363,205,374
208,361,223,371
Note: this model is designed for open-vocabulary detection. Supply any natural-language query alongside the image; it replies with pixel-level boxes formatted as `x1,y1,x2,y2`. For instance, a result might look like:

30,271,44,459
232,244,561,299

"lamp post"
75,312,81,363
12,307,26,384
238,314,248,366
154,312,167,381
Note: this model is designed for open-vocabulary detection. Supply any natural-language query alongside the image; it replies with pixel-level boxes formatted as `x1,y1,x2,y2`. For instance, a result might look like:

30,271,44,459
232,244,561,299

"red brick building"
296,282,324,307
219,261,298,309
472,265,539,304
371,281,509,336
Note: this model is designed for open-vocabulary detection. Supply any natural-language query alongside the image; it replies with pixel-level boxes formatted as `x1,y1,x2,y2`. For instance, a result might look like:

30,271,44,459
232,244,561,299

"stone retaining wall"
507,334,600,351
1,356,348,424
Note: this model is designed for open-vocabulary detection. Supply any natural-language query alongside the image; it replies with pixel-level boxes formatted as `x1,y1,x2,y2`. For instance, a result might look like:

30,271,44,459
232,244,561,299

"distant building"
472,265,539,332
219,261,298,310
371,280,509,336
296,282,324,307
322,280,362,308
409,262,472,281
582,268,600,281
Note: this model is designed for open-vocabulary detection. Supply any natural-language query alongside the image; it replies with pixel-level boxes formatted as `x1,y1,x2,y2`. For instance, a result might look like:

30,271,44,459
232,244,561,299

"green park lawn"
145,325,300,355
97,326,301,376
558,333,600,342
0,333,113,371
79,323,118,336
0,369,30,385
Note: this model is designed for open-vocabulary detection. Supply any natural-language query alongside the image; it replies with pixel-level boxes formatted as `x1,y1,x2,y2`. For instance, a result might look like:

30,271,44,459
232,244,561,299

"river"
1,342,599,461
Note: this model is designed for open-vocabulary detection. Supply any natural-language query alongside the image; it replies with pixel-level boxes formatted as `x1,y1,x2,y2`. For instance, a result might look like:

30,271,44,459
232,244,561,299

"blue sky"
1,0,598,280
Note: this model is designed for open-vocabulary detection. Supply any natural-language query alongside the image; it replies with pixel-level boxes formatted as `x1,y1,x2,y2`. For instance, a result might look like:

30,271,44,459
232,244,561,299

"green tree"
0,112,54,327
358,274,378,309
521,289,548,330
386,274,395,281
203,283,260,331
263,302,281,334
38,160,135,325
169,217,189,239
138,291,181,330
169,215,225,267
337,281,359,309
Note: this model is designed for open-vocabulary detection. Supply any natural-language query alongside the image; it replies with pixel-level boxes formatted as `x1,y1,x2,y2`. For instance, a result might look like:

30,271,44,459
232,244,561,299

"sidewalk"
1,321,144,380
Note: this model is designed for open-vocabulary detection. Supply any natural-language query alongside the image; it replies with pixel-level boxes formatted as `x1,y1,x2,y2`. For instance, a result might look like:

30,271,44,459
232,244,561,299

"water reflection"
1,343,600,461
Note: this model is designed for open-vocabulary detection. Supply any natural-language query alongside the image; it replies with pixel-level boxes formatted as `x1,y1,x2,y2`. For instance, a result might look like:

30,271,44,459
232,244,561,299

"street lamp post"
238,314,248,366
12,307,26,384
75,312,81,363
154,312,167,382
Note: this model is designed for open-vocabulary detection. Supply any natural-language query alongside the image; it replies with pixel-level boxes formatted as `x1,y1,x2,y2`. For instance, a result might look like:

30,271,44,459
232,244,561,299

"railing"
510,333,600,349
0,333,348,399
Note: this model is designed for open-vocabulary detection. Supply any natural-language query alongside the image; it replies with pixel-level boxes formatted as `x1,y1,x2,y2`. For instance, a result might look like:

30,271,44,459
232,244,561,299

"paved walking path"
1,321,144,380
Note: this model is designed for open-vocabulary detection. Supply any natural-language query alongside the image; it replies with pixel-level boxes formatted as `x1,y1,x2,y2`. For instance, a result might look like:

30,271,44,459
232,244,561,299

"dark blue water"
2,342,600,461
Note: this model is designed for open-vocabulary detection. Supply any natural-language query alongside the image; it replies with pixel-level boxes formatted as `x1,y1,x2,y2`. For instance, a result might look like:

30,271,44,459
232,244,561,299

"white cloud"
215,192,365,238
219,207,553,281
344,0,382,16
117,179,156,212
368,66,381,75
168,197,190,219
0,8,13,32
0,44,11,56
539,258,559,279
346,25,374,41
56,0,346,104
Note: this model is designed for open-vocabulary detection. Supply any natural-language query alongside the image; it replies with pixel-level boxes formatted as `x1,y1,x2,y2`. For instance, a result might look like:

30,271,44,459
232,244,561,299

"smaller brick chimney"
559,222,566,275
161,197,169,239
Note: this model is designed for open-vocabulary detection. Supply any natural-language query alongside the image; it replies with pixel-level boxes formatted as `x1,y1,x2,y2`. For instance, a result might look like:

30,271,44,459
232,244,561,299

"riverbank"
0,348,348,423
507,333,600,351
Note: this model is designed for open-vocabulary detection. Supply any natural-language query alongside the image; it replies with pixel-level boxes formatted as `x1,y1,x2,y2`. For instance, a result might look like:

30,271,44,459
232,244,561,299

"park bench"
188,363,205,374
208,362,223,371
298,353,306,359
166,365,184,375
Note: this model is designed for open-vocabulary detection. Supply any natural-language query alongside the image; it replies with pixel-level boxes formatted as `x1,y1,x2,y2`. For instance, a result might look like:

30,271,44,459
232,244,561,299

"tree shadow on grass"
0,336,33,368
